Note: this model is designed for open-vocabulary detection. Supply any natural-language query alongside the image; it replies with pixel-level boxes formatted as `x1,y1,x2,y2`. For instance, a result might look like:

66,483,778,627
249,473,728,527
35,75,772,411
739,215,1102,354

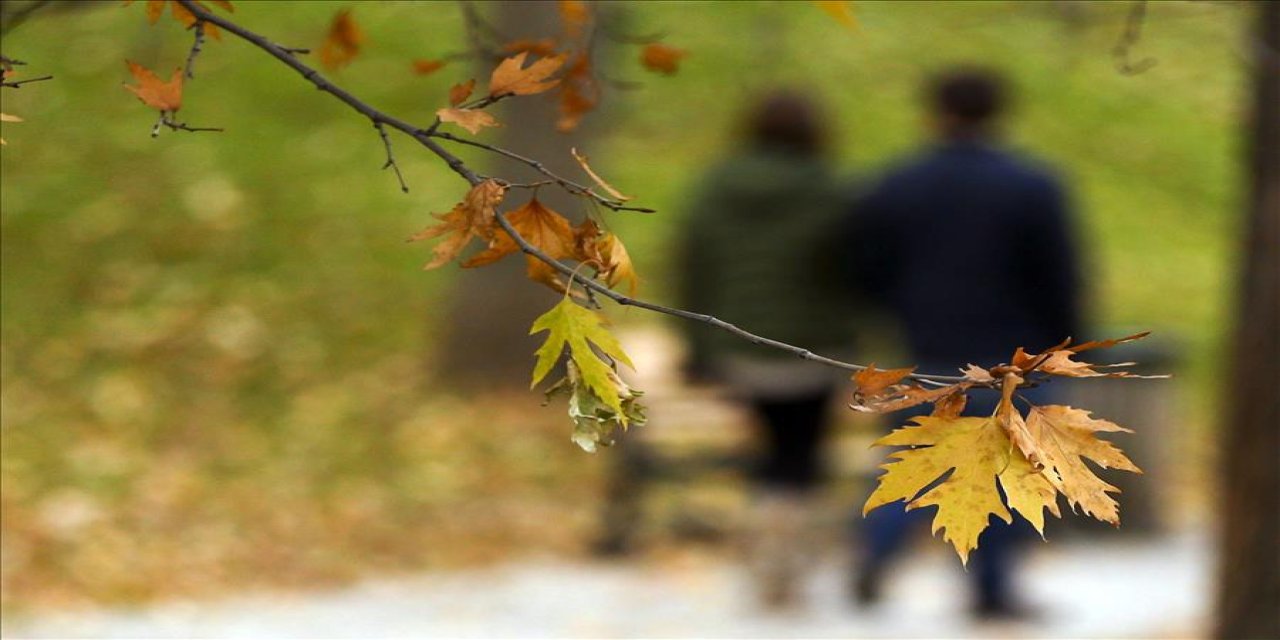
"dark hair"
744,91,826,156
928,67,1008,128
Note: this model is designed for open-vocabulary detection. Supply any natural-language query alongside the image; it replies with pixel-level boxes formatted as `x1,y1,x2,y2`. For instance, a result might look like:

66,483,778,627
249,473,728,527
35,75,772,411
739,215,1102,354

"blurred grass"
0,0,1244,612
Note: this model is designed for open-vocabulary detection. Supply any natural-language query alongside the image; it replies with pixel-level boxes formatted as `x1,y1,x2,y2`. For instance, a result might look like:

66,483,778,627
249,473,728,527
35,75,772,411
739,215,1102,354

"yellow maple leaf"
463,198,575,289
408,180,506,269
864,415,1060,564
1023,405,1142,525
488,52,567,97
530,296,635,420
435,107,500,135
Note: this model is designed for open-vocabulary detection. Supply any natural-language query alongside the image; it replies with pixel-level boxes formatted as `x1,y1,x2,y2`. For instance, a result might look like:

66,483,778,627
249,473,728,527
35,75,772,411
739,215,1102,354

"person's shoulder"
991,146,1066,191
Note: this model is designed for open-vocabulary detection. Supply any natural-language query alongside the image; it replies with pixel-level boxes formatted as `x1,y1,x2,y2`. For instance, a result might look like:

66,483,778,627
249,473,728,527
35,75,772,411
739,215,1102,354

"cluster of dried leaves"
854,332,1166,562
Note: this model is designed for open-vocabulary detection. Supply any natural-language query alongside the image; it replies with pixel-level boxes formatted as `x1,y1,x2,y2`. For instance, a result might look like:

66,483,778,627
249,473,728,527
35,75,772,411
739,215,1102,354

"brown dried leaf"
556,53,598,133
640,43,686,75
488,52,567,97
570,148,631,201
463,198,575,290
409,180,507,269
436,107,500,135
853,364,917,396
412,59,447,76
448,79,476,107
123,60,183,112
319,9,363,71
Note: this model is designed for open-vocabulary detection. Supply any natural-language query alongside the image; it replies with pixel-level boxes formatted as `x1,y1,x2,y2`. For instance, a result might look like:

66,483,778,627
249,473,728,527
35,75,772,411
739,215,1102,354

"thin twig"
152,112,224,137
184,20,207,79
174,0,973,386
1113,0,1157,75
1,74,52,88
374,121,410,193
431,131,656,213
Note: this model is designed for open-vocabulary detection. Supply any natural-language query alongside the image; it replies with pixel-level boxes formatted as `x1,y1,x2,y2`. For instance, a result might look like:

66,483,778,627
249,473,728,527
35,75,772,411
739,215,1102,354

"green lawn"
0,0,1245,610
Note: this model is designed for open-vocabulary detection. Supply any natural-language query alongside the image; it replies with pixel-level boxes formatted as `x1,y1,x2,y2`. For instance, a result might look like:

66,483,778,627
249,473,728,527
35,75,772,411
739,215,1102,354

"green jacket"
677,149,857,371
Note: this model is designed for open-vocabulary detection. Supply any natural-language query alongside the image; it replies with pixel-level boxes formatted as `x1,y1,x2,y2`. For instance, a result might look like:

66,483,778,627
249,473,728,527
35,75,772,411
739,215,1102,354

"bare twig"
151,112,224,138
184,20,207,79
1113,1,1157,75
174,0,974,386
0,73,51,88
374,121,410,193
430,131,656,213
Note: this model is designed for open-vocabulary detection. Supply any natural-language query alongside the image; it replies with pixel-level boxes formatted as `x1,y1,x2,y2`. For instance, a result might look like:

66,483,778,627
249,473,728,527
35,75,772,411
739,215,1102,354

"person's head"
926,67,1008,140
742,90,828,157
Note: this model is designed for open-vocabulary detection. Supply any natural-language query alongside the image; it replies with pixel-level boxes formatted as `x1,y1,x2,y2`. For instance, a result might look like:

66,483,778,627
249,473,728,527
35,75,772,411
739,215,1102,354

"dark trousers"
859,380,1050,607
748,390,834,491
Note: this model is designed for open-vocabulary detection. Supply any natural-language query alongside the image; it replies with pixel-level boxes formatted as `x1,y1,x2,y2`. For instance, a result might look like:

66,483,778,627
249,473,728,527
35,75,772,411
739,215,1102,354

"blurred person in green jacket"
676,90,856,609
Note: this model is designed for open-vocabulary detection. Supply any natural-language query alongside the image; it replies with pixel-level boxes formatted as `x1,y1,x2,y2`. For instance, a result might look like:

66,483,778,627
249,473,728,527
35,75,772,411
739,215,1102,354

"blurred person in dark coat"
677,91,856,609
843,67,1083,620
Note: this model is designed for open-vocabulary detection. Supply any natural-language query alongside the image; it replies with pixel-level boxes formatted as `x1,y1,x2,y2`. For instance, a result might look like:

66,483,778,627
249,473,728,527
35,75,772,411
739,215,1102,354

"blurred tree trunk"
1215,3,1279,639
436,1,604,388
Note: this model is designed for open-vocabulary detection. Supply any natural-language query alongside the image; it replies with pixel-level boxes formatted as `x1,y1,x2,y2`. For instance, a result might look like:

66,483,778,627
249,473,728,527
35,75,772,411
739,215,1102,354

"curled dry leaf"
1009,332,1165,379
544,361,647,452
640,43,687,75
488,52,567,97
408,179,506,269
435,108,500,135
572,220,639,295
412,59,447,76
463,198,575,290
123,60,183,112
570,148,631,201
448,79,476,107
319,9,364,71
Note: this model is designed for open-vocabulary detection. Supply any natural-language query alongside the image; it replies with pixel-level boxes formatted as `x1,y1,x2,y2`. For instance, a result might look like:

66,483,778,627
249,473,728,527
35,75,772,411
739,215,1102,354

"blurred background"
1,1,1272,638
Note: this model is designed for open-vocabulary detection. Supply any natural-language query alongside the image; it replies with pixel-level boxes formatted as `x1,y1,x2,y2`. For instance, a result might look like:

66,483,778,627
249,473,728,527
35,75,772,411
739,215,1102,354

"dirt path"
7,532,1209,639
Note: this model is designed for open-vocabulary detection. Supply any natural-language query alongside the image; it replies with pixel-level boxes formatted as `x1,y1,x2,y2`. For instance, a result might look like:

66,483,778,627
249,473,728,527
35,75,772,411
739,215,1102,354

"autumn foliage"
0,0,1164,562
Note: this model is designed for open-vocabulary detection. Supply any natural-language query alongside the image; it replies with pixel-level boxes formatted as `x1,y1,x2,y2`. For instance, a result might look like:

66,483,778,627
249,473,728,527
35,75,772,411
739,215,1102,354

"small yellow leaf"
530,297,635,421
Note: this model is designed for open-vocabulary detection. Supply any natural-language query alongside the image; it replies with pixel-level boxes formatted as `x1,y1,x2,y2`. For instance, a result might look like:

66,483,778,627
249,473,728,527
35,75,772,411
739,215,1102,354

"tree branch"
173,0,974,387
